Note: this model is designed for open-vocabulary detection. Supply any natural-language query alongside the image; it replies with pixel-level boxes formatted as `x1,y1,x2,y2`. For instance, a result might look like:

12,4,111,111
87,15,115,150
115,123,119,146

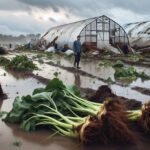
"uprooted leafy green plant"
125,54,143,62
113,60,124,68
6,55,38,71
0,55,38,71
114,66,150,81
3,78,150,145
0,57,10,66
98,60,111,66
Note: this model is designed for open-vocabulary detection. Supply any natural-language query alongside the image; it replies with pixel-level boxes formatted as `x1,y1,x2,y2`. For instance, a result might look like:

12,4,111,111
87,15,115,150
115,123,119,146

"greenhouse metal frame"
42,15,129,50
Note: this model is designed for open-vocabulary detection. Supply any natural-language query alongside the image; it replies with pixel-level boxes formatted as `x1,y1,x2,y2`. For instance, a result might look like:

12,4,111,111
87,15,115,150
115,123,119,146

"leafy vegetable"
114,67,137,80
4,78,100,131
114,66,150,81
0,57,10,66
6,55,38,71
3,78,150,145
113,60,124,68
0,111,8,118
12,140,22,147
126,54,143,62
98,60,111,66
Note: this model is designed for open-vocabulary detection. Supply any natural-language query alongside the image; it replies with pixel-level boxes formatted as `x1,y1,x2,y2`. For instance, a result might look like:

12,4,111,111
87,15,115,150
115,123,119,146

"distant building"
41,15,129,53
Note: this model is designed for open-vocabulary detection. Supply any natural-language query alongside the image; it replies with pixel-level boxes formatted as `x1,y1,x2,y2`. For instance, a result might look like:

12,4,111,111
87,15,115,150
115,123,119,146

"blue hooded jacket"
73,40,82,55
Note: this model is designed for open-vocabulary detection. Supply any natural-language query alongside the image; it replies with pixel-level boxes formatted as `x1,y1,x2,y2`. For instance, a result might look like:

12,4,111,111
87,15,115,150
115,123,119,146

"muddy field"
0,51,150,150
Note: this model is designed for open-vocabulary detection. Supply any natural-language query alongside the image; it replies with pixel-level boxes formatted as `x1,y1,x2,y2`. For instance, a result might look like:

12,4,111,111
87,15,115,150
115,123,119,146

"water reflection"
111,84,150,103
0,84,3,108
6,69,31,80
74,71,81,88
0,67,45,112
0,97,3,109
45,55,115,81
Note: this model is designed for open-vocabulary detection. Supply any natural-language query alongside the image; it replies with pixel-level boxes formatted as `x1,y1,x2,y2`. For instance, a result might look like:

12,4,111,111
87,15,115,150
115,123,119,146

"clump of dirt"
0,84,7,100
0,84,3,96
0,47,7,55
77,98,136,145
89,85,115,101
88,85,142,110
132,87,150,96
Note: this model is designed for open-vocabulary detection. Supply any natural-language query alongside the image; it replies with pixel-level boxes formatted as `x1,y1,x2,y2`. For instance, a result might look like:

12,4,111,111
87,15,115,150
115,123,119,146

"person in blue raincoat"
73,35,82,69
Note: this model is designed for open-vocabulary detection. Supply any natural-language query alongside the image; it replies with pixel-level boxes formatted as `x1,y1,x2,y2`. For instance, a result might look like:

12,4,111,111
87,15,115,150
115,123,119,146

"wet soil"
44,60,150,102
47,61,115,84
0,51,150,150
1,51,150,102
132,86,150,96
106,57,150,67
88,85,142,110
0,84,7,101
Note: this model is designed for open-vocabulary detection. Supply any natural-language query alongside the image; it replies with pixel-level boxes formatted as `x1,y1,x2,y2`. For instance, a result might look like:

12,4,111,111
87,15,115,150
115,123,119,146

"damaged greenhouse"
40,15,130,54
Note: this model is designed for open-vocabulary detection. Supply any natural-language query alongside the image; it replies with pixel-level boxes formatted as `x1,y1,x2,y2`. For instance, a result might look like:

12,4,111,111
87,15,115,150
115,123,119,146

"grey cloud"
0,0,30,11
49,17,56,23
65,14,70,19
0,0,149,35
0,0,149,17
0,13,51,35
17,0,150,17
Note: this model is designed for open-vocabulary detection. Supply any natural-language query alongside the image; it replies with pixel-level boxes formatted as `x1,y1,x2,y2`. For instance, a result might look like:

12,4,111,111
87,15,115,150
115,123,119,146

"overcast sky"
0,0,149,35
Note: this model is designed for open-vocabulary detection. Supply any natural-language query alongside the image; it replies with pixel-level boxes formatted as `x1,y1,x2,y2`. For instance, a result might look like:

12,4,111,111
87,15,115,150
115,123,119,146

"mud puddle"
0,68,44,111
43,54,115,81
33,62,106,90
32,61,150,102
0,52,150,150
1,52,150,102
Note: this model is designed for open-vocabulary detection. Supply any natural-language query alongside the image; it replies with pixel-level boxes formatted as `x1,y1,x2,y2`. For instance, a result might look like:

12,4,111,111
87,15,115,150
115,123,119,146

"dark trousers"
74,53,81,67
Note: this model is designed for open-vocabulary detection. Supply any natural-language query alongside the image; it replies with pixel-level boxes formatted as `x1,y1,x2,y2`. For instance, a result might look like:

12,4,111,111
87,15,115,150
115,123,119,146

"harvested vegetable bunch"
4,94,135,145
3,78,150,145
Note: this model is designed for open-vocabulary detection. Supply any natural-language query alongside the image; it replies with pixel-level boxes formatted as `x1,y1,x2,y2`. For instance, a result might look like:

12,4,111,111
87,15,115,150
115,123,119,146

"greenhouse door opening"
97,31,109,49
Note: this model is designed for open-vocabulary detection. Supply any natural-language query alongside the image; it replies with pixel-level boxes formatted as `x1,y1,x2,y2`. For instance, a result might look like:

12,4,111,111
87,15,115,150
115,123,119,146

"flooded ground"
1,51,150,101
0,51,150,150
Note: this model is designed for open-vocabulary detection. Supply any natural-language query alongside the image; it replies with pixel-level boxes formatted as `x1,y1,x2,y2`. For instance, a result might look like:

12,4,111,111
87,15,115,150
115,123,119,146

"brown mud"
88,85,142,110
0,83,7,100
132,86,150,96
0,52,150,150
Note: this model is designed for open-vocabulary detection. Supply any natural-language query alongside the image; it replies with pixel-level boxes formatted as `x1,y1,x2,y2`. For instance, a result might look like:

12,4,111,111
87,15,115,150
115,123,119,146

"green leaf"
0,111,8,118
32,88,46,95
113,60,124,68
67,85,80,96
45,78,66,92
